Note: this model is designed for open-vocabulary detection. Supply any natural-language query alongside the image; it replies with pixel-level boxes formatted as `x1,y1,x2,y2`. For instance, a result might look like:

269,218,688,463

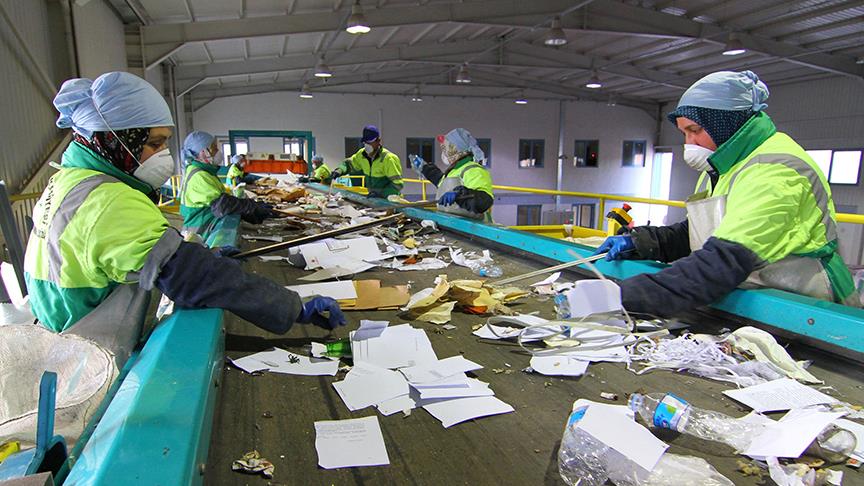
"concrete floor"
204,209,864,486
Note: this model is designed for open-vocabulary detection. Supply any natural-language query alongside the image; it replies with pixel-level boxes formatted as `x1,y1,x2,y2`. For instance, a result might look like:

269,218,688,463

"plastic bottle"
558,406,734,486
629,393,856,462
473,265,502,278
554,293,571,319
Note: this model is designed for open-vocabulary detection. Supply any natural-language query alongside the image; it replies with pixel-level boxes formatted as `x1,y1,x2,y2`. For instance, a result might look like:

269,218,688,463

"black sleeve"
629,220,691,263
210,193,259,218
155,241,304,334
421,164,445,186
620,237,759,317
453,186,493,213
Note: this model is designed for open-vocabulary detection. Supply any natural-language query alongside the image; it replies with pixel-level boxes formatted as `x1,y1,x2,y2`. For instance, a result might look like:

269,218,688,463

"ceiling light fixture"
544,16,568,46
585,71,602,89
346,1,371,34
455,64,471,84
299,83,313,99
722,34,746,56
411,86,423,102
856,56,864,65
514,91,528,104
314,58,332,78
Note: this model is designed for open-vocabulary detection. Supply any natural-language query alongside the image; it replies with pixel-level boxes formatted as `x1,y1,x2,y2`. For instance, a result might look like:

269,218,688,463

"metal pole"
556,100,565,209
0,182,28,298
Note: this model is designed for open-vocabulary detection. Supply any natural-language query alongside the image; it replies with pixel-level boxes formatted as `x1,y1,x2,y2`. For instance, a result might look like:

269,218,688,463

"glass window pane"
830,151,862,185
806,150,833,179
221,143,232,165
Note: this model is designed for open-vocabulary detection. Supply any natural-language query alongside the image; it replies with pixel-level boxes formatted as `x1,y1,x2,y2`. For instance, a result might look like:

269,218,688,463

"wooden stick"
273,208,320,222
488,253,607,286
232,213,404,259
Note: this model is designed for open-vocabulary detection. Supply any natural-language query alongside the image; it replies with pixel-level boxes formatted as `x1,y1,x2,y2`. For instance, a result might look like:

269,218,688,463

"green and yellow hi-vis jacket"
337,147,403,196
24,141,182,332
313,164,331,180
227,163,244,185
180,159,227,237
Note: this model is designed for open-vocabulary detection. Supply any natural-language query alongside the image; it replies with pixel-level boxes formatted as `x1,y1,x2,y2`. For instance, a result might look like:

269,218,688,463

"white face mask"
363,143,375,155
134,148,175,189
683,144,714,172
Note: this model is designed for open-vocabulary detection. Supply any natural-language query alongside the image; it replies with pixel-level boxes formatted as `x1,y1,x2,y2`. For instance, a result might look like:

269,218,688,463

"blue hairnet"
443,128,485,162
311,154,324,163
183,131,216,160
670,71,769,120
54,72,173,138
230,154,244,165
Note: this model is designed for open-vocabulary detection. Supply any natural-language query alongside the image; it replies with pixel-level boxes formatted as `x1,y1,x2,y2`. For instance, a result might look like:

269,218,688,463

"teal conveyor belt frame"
312,183,864,357
63,215,239,485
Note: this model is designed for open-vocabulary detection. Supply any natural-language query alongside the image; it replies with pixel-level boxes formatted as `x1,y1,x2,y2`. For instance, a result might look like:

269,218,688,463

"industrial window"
806,149,862,185
574,140,599,167
344,137,363,158
622,140,646,167
220,138,248,165
519,139,544,168
517,205,542,225
477,138,491,167
283,137,305,159
406,138,435,169
572,203,596,228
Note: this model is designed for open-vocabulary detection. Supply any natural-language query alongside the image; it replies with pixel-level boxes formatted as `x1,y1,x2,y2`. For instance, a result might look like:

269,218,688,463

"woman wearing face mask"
25,72,345,335
409,128,493,221
593,70,857,316
179,131,275,239
330,125,403,198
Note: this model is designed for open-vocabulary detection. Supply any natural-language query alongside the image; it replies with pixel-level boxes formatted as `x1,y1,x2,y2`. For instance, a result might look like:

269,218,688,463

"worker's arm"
620,236,759,317
452,186,494,213
211,193,273,224
154,240,304,334
384,152,404,194
420,163,445,186
628,220,691,263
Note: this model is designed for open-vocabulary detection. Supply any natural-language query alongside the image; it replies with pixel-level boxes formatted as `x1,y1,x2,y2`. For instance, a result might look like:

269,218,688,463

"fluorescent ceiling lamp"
856,56,864,65
606,96,617,106
455,65,471,84
585,72,602,89
314,59,332,78
722,35,746,56
544,17,567,46
514,92,528,104
411,87,423,102
299,83,313,98
346,1,371,34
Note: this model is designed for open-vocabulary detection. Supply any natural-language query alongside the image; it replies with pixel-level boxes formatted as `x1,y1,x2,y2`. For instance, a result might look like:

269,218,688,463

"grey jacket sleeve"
155,241,304,334
211,193,259,218
629,220,692,263
620,236,759,317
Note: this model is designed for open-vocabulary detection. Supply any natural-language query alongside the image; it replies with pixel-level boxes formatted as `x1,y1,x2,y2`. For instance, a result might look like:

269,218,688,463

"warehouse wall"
194,92,656,225
662,75,864,265
72,0,127,78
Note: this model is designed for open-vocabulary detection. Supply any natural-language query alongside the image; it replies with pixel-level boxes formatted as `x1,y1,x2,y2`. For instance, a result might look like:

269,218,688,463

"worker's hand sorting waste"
298,297,347,330
438,191,458,206
593,235,635,261
329,169,342,180
409,154,426,178
213,245,243,258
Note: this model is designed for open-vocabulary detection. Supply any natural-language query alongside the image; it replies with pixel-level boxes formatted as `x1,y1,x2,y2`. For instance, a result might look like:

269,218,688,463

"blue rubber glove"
213,245,243,258
438,191,458,206
593,235,635,261
298,297,347,330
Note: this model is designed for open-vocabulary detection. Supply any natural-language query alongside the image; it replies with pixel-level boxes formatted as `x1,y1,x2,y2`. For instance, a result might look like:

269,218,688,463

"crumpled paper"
725,326,821,384
232,450,275,478
402,275,528,323
450,248,493,271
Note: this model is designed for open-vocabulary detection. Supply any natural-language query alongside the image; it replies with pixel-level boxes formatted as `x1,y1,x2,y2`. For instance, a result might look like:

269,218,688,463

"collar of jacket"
708,112,777,176
445,155,475,176
61,141,152,194
188,159,220,175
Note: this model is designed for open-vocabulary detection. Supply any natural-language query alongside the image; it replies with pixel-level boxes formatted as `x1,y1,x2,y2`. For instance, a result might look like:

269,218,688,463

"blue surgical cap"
668,70,769,123
183,131,216,160
230,154,244,165
53,72,174,138
443,128,485,162
311,154,324,163
361,125,380,143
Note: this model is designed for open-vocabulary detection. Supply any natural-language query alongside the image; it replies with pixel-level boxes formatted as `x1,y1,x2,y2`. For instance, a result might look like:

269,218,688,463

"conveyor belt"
204,199,864,486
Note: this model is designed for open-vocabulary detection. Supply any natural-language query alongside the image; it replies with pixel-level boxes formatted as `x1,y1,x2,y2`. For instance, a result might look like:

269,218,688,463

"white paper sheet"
416,378,494,399
722,378,838,412
397,258,450,271
836,418,864,461
314,416,390,469
242,234,283,242
230,348,339,376
744,409,845,458
332,362,409,411
258,255,290,262
400,356,483,383
421,396,514,428
531,272,561,287
351,324,438,369
472,323,560,342
299,236,382,269
298,259,377,281
286,280,358,300
576,404,668,472
565,280,622,318
375,394,418,416
530,355,590,376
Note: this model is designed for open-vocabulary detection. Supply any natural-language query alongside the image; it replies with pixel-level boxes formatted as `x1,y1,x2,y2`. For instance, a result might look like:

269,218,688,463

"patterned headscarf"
73,128,149,175
670,106,754,148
